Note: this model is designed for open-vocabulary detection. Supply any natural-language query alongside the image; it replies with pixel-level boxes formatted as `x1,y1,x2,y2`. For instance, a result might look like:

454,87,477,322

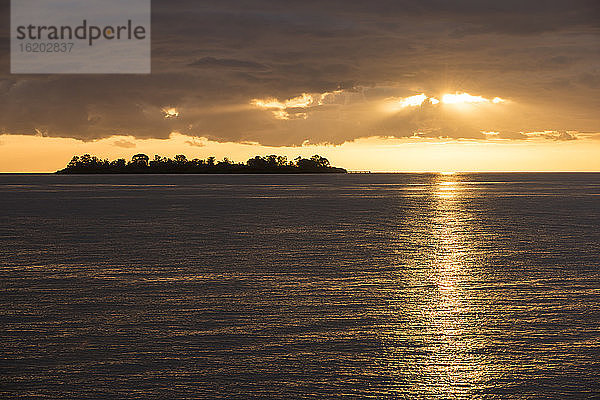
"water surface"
1,173,599,398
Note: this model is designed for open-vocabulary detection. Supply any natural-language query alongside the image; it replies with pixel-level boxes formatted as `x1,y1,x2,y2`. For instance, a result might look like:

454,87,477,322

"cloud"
523,131,579,141
188,57,270,71
0,0,598,146
250,90,350,120
556,131,578,141
185,138,206,147
113,139,137,148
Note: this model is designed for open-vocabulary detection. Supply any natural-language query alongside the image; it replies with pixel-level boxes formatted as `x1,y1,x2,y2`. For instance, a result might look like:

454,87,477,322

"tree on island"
131,153,149,166
57,153,346,174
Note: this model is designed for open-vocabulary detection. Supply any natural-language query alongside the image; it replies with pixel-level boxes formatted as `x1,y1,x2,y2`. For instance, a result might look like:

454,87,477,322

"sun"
382,91,507,114
441,93,489,104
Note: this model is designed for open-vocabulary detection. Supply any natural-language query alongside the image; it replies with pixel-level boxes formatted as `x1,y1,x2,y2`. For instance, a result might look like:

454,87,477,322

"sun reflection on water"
421,174,490,396
437,180,459,199
383,173,491,397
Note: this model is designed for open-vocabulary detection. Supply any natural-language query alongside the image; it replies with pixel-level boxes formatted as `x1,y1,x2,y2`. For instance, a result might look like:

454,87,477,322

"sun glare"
441,93,488,104
399,93,428,108
257,90,508,119
383,92,506,113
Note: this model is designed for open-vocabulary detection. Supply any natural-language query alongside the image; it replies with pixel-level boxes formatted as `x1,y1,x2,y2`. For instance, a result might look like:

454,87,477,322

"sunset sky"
1,0,599,172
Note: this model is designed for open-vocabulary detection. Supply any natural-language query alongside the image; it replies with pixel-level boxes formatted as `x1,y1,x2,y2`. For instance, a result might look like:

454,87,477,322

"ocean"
1,173,599,398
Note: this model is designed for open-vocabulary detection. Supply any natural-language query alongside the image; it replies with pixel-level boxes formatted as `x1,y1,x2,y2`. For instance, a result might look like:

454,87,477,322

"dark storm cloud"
188,57,270,71
0,0,598,145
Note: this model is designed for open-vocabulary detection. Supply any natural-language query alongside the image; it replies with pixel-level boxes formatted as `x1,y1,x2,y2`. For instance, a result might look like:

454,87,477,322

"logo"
11,0,151,74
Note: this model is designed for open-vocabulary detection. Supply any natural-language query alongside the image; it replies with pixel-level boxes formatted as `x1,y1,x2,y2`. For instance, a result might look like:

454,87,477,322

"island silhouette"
57,153,347,174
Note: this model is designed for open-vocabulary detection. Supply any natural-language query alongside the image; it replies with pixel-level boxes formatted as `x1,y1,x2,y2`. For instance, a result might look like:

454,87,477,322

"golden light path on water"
426,176,489,395
381,174,492,397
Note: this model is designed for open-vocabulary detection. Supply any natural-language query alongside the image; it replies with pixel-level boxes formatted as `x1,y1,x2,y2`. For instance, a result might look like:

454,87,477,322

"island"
56,153,347,174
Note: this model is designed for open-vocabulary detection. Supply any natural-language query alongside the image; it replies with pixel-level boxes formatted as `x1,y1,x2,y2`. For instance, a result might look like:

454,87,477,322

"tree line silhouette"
57,153,347,174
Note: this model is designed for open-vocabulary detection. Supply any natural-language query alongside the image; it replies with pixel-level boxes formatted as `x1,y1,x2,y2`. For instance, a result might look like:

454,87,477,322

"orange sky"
1,133,599,173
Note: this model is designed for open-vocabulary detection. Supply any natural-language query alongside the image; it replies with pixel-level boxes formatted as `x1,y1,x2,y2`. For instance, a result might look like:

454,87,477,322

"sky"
1,0,599,172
